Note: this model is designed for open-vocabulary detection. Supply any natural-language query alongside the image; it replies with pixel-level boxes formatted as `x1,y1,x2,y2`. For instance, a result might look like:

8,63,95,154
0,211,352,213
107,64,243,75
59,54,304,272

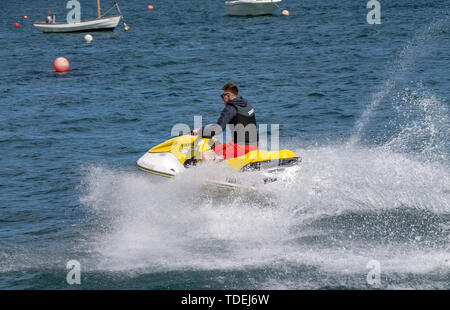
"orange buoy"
54,57,70,72
282,10,290,16
147,5,154,10
14,23,21,28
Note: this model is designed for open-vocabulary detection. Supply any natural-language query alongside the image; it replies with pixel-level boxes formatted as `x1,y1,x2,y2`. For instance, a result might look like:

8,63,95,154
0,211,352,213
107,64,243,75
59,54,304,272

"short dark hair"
223,83,238,96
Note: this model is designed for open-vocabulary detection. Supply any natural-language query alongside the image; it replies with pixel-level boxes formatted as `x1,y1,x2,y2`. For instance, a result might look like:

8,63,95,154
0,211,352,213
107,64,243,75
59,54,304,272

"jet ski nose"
136,152,185,177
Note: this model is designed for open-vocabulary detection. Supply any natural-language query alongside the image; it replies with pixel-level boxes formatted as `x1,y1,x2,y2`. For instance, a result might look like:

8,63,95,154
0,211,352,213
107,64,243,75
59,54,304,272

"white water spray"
350,18,449,149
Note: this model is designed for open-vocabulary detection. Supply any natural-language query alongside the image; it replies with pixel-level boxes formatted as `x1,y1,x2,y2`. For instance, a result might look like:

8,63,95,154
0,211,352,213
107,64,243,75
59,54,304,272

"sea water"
0,0,449,289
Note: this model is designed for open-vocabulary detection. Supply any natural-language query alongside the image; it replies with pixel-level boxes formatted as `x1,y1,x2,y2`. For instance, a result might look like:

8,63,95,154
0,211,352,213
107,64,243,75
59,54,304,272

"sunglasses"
221,92,231,99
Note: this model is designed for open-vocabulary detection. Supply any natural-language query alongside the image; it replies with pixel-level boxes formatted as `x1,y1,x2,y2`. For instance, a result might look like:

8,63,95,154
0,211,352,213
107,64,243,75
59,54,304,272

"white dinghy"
225,0,282,16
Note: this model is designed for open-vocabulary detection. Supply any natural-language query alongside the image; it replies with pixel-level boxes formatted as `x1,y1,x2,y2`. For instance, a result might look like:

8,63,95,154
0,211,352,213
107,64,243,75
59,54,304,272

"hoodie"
201,97,257,145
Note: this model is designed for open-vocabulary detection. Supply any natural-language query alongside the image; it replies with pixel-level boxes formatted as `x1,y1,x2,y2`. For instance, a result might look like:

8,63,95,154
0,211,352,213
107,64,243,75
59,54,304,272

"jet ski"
136,134,300,190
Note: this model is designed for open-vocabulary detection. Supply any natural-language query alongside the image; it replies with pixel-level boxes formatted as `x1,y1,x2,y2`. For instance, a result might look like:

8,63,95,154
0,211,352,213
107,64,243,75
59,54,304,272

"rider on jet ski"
191,83,258,161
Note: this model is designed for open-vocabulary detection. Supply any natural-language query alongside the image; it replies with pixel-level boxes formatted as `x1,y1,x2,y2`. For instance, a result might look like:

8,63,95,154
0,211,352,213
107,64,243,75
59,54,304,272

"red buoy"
54,57,70,72
14,23,21,28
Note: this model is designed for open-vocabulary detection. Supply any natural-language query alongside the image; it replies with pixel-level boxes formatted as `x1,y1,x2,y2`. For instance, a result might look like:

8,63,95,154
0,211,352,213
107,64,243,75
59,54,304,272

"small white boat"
225,0,282,16
34,15,121,33
34,0,127,33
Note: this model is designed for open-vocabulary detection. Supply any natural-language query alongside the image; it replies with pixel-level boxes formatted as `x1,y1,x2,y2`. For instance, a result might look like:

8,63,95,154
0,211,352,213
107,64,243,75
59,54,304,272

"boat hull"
33,16,121,33
225,0,281,16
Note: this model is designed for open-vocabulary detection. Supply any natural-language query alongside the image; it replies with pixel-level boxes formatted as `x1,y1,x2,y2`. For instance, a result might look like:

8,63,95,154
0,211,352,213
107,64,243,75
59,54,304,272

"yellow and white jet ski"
136,135,299,190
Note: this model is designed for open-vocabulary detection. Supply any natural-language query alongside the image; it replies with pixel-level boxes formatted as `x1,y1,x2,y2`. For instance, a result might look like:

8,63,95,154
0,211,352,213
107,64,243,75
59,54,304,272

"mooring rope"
100,0,130,31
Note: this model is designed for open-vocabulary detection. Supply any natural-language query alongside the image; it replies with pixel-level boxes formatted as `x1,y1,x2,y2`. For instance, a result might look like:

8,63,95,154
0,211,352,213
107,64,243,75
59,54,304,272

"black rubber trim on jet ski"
136,164,175,178
241,157,299,171
279,157,299,166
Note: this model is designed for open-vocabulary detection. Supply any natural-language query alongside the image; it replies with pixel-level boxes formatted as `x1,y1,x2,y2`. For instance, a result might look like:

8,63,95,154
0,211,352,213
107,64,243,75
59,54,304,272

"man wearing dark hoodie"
191,83,258,160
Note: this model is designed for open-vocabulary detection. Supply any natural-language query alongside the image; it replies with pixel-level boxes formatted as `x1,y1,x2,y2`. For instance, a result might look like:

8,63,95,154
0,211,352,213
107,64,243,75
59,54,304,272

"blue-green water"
0,0,449,289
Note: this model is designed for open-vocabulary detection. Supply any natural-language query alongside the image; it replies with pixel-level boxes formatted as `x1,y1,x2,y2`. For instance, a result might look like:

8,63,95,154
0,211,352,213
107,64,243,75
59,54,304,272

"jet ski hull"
136,135,299,190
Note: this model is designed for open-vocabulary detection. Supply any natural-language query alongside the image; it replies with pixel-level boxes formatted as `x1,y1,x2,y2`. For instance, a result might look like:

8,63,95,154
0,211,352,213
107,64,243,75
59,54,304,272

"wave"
77,137,449,278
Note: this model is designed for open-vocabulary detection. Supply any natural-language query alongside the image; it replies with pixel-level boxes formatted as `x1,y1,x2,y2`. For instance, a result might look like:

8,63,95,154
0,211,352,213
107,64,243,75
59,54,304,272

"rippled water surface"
0,0,449,289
